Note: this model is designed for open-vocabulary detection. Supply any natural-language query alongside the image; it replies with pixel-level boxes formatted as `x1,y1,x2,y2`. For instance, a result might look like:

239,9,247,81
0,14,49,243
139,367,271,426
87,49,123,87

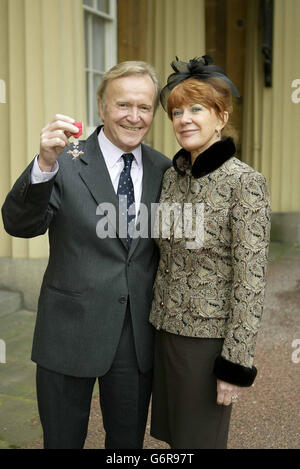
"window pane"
86,71,90,126
93,74,103,126
84,14,89,68
97,0,109,13
92,16,105,71
83,0,93,7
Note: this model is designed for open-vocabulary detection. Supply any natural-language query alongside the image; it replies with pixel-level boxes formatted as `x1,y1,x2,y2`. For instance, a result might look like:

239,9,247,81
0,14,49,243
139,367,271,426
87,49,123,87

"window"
0,79,6,104
83,0,117,134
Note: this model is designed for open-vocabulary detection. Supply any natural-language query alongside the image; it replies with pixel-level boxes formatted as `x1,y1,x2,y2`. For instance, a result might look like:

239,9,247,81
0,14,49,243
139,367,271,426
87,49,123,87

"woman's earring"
216,128,221,139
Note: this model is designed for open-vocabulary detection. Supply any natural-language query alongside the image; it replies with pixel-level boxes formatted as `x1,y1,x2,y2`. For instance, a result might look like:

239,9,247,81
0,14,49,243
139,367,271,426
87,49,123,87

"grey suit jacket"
2,127,171,377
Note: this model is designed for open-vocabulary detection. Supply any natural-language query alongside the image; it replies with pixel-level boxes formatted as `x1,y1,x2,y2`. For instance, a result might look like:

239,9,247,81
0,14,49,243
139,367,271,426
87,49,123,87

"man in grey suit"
2,61,171,449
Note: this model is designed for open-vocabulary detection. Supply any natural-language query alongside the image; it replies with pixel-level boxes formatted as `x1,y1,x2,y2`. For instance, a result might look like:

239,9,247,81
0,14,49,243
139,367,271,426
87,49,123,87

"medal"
67,121,84,160
67,140,84,160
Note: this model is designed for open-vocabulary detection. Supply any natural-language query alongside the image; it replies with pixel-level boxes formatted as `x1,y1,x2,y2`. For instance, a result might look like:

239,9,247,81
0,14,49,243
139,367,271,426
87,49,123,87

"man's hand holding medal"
38,114,83,171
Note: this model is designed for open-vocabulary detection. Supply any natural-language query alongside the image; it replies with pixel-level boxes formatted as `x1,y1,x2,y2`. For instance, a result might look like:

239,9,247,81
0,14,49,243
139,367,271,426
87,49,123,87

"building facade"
0,0,299,308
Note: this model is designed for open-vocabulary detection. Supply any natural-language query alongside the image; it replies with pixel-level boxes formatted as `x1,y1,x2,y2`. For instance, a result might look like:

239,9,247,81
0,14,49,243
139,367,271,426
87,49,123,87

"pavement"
0,242,299,449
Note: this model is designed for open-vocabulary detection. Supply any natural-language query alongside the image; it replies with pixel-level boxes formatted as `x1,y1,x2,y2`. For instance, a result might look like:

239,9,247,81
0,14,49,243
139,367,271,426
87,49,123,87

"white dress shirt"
31,127,144,216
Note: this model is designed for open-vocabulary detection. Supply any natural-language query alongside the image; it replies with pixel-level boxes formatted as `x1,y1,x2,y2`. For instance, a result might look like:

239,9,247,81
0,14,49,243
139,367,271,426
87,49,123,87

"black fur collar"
173,137,236,178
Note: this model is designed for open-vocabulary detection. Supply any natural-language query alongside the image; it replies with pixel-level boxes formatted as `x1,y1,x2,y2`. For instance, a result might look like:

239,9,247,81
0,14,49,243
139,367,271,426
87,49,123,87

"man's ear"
98,98,105,121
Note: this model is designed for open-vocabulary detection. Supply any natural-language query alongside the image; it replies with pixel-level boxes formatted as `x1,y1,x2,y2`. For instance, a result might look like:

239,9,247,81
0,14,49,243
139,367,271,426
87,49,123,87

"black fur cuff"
213,355,257,387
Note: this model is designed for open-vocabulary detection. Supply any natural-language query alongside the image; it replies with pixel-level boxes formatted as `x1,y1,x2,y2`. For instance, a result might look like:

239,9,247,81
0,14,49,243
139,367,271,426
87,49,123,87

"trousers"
36,306,152,449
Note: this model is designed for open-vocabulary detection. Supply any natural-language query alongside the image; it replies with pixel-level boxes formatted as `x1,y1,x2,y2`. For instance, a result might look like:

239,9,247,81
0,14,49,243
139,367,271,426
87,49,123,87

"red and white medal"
68,122,84,160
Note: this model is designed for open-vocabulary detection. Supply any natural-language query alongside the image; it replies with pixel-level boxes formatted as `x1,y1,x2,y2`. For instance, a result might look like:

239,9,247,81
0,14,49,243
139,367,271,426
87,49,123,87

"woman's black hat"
160,55,240,111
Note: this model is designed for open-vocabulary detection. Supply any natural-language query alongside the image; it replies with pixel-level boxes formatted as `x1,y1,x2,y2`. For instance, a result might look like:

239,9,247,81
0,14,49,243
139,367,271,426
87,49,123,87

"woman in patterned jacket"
149,56,271,449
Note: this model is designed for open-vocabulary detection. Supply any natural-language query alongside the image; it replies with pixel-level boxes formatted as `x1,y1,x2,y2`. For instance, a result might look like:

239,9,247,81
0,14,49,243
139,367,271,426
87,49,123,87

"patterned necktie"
117,153,135,247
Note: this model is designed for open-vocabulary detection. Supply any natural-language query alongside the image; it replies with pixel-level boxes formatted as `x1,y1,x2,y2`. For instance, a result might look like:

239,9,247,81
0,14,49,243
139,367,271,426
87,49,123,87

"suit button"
119,296,127,304
160,301,164,307
165,269,170,274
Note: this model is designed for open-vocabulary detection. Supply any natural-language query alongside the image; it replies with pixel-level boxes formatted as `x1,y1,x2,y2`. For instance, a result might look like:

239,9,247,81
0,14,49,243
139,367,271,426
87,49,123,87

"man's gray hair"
97,61,161,112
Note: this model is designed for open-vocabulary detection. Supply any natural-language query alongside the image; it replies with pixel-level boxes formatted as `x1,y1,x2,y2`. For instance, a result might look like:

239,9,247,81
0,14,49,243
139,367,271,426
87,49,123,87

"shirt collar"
98,127,142,168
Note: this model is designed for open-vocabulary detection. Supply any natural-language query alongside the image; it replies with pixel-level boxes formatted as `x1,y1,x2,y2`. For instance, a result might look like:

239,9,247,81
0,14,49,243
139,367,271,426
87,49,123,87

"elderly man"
2,61,171,449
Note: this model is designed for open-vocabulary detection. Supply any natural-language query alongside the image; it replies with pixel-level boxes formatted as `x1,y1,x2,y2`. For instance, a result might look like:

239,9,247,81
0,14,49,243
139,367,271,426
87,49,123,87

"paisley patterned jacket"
149,138,271,386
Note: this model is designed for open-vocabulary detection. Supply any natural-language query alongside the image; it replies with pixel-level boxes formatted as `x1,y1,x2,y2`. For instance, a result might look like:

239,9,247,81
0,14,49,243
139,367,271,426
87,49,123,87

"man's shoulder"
141,144,172,170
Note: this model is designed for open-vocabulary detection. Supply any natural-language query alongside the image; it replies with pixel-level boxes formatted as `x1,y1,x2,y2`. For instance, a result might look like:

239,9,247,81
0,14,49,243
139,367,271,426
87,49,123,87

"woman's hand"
216,379,243,406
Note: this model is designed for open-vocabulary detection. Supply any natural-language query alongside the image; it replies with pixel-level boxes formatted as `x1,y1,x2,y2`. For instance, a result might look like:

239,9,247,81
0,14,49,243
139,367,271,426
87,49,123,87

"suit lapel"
78,131,162,254
78,129,128,251
128,145,162,259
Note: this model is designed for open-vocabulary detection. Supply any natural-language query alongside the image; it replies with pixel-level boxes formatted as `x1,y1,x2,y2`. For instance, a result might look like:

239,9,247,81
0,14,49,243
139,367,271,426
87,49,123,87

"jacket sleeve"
213,171,271,387
1,159,61,238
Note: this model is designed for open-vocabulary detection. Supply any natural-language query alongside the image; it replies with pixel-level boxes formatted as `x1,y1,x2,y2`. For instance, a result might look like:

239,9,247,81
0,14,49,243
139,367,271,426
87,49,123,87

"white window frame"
0,79,6,104
83,0,117,135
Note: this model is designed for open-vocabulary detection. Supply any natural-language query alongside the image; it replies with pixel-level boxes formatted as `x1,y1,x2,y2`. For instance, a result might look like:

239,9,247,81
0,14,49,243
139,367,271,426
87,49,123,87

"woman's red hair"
167,78,236,139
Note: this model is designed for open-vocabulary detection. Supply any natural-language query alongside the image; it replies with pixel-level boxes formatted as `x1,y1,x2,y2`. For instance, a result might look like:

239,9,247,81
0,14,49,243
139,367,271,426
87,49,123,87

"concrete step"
0,290,22,318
